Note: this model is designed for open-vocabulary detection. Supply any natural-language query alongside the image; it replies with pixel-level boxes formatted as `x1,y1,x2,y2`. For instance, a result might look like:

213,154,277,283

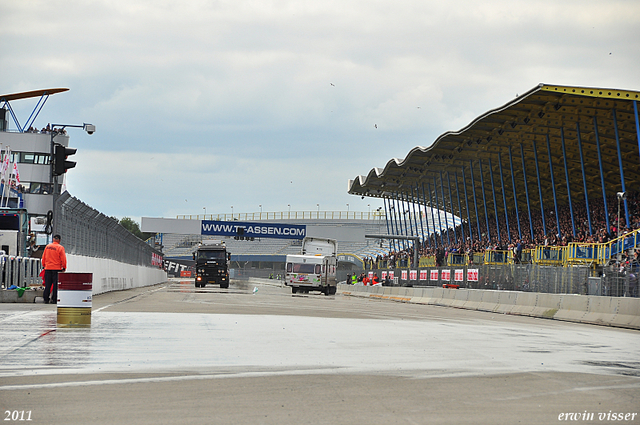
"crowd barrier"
0,255,42,288
338,284,640,330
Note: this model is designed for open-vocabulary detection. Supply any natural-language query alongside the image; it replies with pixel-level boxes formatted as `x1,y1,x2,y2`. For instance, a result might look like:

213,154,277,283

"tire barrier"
338,284,640,330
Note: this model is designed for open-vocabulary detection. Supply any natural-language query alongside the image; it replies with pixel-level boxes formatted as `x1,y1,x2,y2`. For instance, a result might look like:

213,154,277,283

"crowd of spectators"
365,191,640,268
25,124,67,135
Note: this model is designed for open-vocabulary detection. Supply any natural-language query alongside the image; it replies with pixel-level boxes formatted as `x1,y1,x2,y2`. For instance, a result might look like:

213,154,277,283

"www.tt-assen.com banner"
201,220,307,240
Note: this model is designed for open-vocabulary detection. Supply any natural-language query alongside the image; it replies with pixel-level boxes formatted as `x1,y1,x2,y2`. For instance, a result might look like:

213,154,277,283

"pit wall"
338,284,640,330
68,254,167,295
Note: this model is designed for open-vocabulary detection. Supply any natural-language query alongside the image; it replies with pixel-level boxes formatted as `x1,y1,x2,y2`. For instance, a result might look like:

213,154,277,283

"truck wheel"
220,282,229,289
291,287,298,294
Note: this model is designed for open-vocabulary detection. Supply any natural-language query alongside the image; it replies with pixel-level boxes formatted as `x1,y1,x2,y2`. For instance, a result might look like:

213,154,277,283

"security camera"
617,192,627,200
83,124,96,135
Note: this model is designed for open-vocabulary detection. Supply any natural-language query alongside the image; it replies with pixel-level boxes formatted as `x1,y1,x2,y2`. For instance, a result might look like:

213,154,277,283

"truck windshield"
291,263,316,274
197,251,225,260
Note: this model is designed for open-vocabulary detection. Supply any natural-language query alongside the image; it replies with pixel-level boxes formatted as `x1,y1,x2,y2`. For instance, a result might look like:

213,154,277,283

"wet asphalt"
1,279,639,424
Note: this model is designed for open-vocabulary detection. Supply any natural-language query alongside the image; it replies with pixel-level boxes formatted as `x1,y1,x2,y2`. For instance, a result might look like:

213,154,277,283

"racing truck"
284,237,337,295
193,240,230,288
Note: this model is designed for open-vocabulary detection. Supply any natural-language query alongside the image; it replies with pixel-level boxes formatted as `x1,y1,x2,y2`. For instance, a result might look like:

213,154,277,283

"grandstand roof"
0,88,69,102
349,83,640,219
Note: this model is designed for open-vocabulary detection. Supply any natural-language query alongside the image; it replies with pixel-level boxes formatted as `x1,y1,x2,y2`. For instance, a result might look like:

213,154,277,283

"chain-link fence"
56,191,162,267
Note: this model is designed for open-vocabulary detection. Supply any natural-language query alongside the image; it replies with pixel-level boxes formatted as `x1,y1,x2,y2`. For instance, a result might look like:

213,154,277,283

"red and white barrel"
57,272,93,327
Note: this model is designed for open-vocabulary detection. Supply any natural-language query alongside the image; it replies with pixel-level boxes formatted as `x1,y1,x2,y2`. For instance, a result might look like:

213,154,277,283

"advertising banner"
409,270,417,280
201,220,306,240
401,270,408,280
419,270,427,281
441,269,451,281
467,269,479,282
430,270,439,281
454,269,464,282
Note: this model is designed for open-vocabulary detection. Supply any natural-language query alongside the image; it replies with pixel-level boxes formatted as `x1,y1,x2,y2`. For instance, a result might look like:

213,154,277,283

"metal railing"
176,211,387,221
0,255,42,288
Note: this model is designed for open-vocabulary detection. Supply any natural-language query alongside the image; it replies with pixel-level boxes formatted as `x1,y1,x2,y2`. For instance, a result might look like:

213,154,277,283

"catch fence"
56,191,162,267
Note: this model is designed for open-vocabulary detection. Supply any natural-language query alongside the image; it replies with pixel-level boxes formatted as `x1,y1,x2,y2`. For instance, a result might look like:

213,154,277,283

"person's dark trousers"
43,270,60,304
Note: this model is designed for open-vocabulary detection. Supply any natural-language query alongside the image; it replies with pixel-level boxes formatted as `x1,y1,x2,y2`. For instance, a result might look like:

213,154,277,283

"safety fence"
0,255,42,288
360,263,638,297
56,191,163,267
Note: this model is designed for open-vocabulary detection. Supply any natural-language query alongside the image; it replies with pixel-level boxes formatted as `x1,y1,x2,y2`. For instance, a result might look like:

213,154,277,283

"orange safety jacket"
42,241,67,270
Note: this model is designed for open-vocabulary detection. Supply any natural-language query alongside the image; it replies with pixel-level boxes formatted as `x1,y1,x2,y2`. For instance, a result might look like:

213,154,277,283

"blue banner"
201,220,306,240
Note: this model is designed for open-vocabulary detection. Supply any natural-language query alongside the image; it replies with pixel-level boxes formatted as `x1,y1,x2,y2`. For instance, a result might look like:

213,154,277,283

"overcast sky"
2,0,639,222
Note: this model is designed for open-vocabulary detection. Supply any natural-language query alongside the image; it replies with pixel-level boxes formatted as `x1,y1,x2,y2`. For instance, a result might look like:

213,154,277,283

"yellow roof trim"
539,84,640,101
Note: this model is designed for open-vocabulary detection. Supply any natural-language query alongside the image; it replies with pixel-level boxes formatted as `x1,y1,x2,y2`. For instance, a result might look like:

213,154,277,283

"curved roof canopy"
349,83,640,224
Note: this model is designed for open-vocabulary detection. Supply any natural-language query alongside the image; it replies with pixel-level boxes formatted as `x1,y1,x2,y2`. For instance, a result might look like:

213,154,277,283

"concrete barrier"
436,288,458,307
450,289,470,308
335,284,640,330
0,288,43,303
430,287,446,306
463,289,484,311
68,254,166,295
611,298,640,329
495,291,518,314
535,293,562,318
510,292,539,316
476,290,501,313
582,296,617,326
555,294,589,322
412,287,435,305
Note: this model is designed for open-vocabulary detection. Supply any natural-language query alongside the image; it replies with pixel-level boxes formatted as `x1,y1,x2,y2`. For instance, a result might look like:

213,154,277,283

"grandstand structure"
349,84,640,266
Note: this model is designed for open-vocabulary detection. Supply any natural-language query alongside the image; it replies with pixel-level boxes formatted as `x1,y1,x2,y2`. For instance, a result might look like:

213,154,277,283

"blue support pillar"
635,101,640,167
488,157,501,242
420,183,432,248
394,195,407,250
469,160,482,241
461,167,474,242
576,122,593,236
612,109,630,228
561,128,577,238
415,184,427,246
439,172,451,245
403,191,415,239
532,140,547,237
546,135,561,238
520,144,535,242
433,176,445,246
508,146,522,240
391,194,402,249
593,117,610,235
497,152,511,241
453,171,465,242
383,198,396,251
478,159,491,242
427,181,441,247
446,171,458,244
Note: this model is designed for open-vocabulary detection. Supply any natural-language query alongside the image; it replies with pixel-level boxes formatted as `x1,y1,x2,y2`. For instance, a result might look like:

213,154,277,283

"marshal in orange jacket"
42,240,67,271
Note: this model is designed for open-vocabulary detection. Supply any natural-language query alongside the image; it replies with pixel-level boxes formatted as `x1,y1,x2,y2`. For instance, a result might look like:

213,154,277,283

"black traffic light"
53,143,77,176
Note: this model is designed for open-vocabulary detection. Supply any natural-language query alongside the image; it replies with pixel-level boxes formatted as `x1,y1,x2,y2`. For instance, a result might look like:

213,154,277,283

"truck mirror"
192,253,195,260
